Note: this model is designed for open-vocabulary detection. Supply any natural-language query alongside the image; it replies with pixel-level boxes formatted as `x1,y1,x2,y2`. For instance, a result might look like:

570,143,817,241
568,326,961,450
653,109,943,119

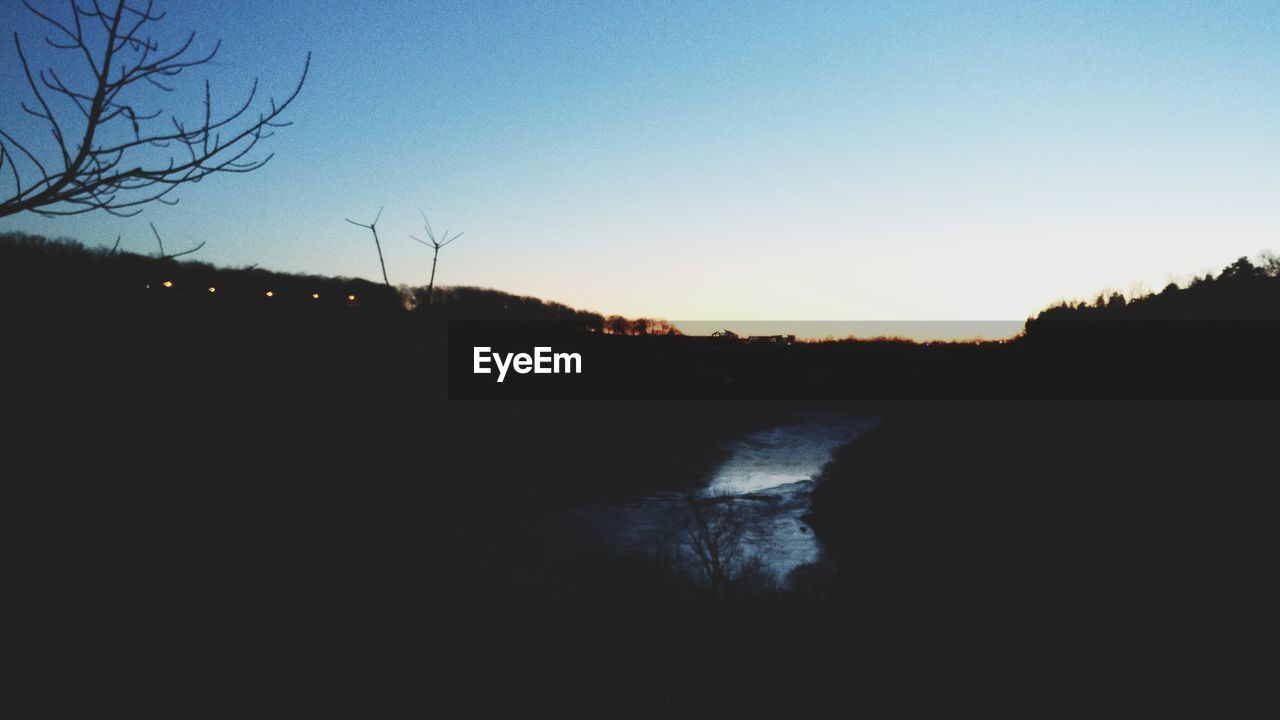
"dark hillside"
805,256,1280,706
3,234,1279,713
0,232,802,713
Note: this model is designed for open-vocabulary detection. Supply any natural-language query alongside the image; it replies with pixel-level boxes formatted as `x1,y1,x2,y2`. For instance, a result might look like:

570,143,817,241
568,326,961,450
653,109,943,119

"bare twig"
150,222,204,260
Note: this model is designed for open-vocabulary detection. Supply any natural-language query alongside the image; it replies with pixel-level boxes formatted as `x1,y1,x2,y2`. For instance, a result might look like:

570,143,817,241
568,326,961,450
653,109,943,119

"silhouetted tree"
0,0,310,218
345,207,390,286
1260,251,1280,278
605,315,630,335
1220,257,1263,280
409,209,465,305
685,494,746,598
649,319,680,336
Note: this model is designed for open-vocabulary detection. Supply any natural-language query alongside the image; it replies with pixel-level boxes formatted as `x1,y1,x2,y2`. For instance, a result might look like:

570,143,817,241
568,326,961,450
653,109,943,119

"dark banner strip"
448,320,1280,401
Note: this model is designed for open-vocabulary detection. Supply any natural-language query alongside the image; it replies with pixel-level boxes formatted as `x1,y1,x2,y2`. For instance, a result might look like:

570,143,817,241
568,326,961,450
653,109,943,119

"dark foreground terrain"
2,234,1279,715
808,401,1278,710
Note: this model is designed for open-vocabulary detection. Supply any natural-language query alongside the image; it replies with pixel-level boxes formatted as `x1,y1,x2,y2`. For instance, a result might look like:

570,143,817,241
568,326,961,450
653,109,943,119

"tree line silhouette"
1034,253,1280,321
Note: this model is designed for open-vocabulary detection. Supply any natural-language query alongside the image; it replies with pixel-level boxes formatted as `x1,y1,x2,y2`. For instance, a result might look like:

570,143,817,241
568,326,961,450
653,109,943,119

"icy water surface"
577,413,876,583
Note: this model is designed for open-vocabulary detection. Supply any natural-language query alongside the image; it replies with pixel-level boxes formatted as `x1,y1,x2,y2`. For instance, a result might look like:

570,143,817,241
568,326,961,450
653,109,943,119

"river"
571,411,876,583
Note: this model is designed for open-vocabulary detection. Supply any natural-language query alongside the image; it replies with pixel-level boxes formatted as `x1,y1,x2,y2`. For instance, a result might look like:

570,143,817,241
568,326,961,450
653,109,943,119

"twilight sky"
2,0,1278,323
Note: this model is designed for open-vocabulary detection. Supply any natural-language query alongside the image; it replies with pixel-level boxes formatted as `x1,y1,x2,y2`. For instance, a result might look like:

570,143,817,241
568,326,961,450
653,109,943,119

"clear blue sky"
2,0,1278,324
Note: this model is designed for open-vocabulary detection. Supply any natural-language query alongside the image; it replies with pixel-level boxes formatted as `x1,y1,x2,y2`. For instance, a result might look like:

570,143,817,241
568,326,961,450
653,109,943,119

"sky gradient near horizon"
2,0,1279,325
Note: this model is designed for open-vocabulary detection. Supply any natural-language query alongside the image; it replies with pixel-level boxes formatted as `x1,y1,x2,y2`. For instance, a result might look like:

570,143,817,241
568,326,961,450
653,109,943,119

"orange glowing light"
312,293,320,300
347,294,356,301
207,286,216,293
162,280,173,288
265,291,274,298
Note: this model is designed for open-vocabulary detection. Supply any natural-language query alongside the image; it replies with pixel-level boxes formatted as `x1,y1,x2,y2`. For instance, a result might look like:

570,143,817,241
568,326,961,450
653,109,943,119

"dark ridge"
0,231,608,325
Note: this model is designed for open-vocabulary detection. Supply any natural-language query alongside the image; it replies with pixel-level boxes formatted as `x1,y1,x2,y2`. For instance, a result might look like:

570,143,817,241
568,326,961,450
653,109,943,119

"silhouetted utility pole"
345,207,390,286
150,223,205,260
409,209,464,304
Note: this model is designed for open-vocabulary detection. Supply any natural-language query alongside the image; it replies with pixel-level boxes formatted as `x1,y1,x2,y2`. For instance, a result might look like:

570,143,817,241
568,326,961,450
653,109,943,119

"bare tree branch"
150,222,203,260
0,0,310,219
